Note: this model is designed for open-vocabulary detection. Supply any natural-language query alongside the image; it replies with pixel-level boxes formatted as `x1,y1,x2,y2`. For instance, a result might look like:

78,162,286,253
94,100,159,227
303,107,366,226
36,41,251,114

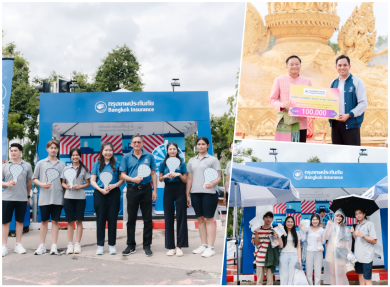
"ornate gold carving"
338,2,387,64
243,3,271,56
237,2,388,145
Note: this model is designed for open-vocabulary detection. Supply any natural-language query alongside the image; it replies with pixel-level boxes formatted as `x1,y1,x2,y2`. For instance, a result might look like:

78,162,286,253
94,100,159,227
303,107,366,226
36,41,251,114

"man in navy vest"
329,55,367,145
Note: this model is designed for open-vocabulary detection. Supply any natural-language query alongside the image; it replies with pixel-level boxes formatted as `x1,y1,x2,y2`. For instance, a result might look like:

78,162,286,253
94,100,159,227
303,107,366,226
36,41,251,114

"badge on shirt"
144,158,149,164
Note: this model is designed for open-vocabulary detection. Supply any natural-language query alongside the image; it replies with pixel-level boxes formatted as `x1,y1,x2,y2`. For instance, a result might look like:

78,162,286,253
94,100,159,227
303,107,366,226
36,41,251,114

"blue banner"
245,162,387,188
2,58,14,161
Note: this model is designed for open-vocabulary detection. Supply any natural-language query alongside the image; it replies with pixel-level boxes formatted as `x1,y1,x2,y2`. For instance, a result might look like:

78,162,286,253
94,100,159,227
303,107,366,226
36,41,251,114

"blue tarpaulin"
229,163,299,208
363,176,388,270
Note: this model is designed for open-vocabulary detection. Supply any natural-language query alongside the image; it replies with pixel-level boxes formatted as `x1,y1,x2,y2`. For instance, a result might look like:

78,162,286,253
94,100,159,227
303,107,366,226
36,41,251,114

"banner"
288,84,339,119
245,162,388,188
2,58,15,161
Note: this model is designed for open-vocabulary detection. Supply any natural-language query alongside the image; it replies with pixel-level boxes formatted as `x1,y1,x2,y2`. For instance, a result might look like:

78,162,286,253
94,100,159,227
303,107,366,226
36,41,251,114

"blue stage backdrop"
2,58,14,161
37,91,213,219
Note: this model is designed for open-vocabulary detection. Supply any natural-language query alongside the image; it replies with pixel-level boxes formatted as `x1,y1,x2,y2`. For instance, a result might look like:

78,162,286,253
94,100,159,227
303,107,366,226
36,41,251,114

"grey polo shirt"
354,220,377,263
225,161,232,176
2,160,33,202
33,158,65,206
61,165,91,200
187,153,221,194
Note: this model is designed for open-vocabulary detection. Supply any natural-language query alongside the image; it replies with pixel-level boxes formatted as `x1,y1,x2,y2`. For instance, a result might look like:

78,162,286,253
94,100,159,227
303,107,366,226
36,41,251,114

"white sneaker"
34,244,46,255
74,244,81,254
66,244,74,255
50,245,59,255
201,247,215,258
193,245,207,254
14,243,27,254
176,248,184,257
2,245,8,257
166,249,176,256
109,245,117,255
96,246,104,255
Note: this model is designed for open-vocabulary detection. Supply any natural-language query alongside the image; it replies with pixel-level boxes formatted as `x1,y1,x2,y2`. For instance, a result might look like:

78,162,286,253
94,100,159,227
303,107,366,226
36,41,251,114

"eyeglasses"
132,141,142,144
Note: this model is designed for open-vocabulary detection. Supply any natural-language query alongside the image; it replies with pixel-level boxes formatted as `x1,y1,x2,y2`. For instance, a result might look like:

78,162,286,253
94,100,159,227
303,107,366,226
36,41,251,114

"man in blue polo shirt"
329,55,367,145
120,135,157,256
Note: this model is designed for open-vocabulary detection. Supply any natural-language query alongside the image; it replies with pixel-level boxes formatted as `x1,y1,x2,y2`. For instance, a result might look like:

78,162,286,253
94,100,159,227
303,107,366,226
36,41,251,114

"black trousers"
300,129,307,143
93,187,120,246
331,120,361,146
163,182,188,249
126,184,153,248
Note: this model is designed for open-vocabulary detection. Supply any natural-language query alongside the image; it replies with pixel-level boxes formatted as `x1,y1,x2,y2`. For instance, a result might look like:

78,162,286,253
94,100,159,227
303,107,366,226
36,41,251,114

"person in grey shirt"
186,137,221,258
2,143,32,257
350,208,377,285
32,140,65,256
61,148,91,255
224,141,233,206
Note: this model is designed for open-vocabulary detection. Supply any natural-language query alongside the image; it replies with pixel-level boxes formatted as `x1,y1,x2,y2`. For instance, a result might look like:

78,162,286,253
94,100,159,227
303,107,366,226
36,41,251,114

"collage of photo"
2,1,389,286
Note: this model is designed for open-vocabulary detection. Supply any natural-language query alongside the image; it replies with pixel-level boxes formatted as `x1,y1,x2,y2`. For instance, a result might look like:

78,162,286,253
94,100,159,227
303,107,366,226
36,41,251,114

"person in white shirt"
277,216,302,285
299,214,325,285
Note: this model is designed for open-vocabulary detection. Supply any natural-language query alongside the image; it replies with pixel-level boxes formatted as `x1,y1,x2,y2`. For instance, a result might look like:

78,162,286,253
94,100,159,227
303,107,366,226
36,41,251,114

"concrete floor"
2,227,226,285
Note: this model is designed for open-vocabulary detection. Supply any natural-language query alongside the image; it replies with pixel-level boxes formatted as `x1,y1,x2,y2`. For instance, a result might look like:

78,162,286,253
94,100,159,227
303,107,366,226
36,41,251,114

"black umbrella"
330,194,379,218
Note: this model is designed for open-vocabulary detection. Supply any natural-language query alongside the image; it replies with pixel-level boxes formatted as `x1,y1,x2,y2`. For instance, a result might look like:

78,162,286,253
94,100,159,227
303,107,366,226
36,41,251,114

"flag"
61,136,81,155
143,135,164,153
286,213,301,226
273,203,286,214
2,58,14,161
346,217,357,225
301,201,316,213
101,135,122,153
81,153,100,172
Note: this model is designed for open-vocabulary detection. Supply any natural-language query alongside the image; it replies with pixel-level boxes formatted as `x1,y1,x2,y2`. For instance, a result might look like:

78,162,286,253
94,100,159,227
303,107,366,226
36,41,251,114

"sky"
251,2,388,43
234,140,389,164
2,2,246,116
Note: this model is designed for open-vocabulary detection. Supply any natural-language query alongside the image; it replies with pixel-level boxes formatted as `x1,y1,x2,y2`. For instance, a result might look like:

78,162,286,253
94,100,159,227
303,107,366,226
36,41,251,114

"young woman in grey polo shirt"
61,148,91,255
186,137,221,258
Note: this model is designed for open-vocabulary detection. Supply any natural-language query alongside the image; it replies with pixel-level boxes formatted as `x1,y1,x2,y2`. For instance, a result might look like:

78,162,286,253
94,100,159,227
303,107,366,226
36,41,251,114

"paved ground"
2,227,225,285
227,280,388,285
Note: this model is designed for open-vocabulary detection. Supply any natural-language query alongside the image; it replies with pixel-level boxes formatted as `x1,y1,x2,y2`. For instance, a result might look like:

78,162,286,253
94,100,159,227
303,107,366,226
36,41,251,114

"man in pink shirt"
269,55,313,142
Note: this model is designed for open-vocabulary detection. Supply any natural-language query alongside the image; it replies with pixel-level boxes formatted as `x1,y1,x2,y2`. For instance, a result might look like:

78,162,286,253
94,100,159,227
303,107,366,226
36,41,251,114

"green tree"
376,35,388,47
211,113,231,161
307,156,321,163
223,70,239,143
328,40,340,55
233,141,262,163
226,207,243,239
94,44,144,92
2,41,39,167
184,132,198,164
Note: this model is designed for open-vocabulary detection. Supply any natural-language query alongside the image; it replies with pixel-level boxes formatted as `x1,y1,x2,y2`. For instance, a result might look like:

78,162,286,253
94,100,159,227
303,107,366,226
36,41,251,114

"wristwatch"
362,235,365,239
28,195,31,199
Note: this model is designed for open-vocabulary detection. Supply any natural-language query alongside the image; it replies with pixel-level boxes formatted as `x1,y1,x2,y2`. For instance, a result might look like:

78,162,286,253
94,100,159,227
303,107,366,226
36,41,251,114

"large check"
288,85,339,119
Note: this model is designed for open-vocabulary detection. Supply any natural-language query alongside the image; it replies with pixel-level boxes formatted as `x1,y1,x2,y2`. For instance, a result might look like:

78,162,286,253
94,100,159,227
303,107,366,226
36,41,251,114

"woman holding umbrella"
323,208,352,285
330,195,379,285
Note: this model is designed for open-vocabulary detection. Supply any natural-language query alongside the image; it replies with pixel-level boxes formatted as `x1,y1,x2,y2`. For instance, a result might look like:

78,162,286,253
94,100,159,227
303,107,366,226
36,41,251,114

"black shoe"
122,246,136,256
143,246,153,256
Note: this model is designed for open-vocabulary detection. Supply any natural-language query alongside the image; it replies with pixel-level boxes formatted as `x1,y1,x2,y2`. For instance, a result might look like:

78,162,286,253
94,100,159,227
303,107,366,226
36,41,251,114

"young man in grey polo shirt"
2,143,32,257
351,208,377,285
32,140,65,255
120,135,157,257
